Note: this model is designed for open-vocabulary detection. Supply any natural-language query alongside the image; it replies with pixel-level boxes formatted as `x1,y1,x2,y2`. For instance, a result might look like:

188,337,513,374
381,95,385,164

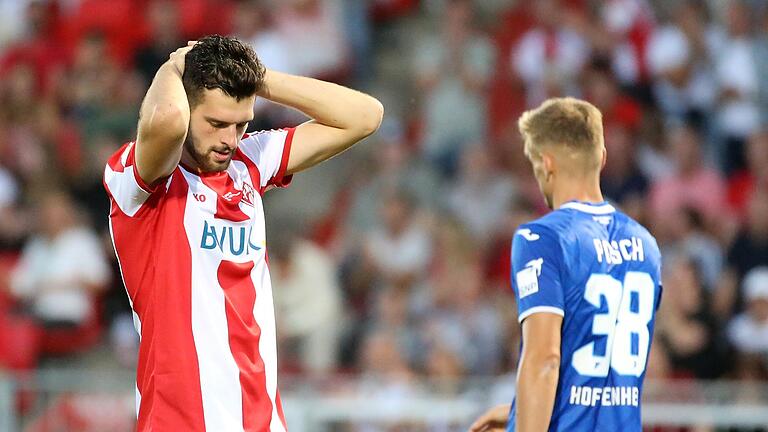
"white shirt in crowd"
366,223,432,279
728,313,768,354
11,226,109,323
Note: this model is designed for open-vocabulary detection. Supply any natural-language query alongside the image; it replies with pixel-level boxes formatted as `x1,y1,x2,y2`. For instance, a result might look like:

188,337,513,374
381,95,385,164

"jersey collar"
559,200,616,215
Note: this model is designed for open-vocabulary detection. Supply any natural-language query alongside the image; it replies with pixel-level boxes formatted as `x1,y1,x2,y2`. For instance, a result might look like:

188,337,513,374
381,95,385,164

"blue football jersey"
507,201,662,432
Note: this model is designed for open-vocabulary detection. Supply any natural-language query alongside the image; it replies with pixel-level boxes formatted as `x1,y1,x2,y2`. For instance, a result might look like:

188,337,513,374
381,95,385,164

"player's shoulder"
240,128,292,144
513,213,569,255
238,128,294,164
105,141,135,169
515,208,577,242
615,210,660,252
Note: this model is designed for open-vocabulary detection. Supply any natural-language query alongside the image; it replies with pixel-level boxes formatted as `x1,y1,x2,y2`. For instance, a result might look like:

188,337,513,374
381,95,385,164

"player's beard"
184,132,232,173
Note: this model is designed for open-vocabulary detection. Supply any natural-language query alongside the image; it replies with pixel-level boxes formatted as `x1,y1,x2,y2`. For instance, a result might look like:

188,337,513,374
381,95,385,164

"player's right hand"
168,41,196,76
468,403,511,432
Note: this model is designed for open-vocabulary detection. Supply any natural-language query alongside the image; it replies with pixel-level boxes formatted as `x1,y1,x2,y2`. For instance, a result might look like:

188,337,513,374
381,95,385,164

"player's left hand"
468,403,510,432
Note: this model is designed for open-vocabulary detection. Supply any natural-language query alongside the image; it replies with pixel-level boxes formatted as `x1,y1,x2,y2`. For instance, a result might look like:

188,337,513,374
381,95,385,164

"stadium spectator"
601,124,649,223
419,257,505,375
593,0,655,86
656,254,728,379
649,123,726,234
10,191,109,328
62,32,121,118
362,190,432,290
232,0,297,130
646,1,719,127
0,0,67,94
272,0,349,79
582,61,643,132
423,342,465,395
714,0,760,174
345,121,442,234
635,110,676,182
727,267,768,380
716,191,768,318
270,225,344,374
357,285,423,374
663,208,724,290
414,0,494,176
355,328,419,429
133,0,184,85
445,145,517,243
512,0,588,107
232,1,290,74
726,129,768,218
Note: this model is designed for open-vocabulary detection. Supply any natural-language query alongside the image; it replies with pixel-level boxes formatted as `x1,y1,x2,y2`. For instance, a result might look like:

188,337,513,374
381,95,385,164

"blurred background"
0,0,767,430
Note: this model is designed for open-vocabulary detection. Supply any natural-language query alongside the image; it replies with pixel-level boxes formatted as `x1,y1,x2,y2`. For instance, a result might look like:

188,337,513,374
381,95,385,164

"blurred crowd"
0,0,767,409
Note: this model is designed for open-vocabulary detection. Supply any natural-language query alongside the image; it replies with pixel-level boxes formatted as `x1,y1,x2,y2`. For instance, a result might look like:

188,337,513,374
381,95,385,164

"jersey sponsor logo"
517,228,540,241
222,191,242,202
215,182,254,207
569,385,639,407
200,220,262,255
516,258,543,298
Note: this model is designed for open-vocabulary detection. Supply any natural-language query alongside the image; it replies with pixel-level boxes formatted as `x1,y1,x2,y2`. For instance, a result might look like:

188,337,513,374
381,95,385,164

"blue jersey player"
470,98,662,432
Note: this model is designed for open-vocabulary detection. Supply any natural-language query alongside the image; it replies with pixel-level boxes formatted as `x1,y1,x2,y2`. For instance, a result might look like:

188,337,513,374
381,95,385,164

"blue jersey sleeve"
511,224,565,323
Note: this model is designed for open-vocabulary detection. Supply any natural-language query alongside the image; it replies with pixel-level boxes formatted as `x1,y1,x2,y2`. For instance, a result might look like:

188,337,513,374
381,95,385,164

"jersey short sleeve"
103,142,159,218
511,224,565,323
238,128,296,191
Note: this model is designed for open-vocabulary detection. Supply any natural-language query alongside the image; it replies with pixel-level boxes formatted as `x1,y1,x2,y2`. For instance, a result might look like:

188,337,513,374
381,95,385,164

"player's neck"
180,149,201,172
552,177,604,209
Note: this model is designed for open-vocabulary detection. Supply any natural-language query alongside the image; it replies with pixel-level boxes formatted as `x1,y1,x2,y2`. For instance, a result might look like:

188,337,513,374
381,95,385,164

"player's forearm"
138,62,190,143
259,70,383,138
516,353,560,432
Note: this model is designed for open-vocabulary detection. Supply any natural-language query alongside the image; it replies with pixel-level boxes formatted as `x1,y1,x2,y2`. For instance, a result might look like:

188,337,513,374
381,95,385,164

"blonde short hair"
518,97,604,169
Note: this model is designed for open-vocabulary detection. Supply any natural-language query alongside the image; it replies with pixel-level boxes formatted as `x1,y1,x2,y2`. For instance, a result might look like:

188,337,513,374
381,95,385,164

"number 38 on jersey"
572,271,656,377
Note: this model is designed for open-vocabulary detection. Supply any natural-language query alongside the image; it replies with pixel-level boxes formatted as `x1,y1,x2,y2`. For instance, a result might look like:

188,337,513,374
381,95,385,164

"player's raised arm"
134,43,193,186
257,70,384,174
516,313,562,432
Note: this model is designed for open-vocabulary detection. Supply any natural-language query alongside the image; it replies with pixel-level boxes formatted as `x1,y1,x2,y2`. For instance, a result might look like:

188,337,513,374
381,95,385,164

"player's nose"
219,125,238,149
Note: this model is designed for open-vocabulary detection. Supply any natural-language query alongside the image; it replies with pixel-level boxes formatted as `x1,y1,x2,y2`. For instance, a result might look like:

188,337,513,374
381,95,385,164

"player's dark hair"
182,35,265,108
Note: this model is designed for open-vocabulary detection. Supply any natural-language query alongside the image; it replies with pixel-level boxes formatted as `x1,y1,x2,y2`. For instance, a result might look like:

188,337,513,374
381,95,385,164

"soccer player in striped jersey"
104,36,382,431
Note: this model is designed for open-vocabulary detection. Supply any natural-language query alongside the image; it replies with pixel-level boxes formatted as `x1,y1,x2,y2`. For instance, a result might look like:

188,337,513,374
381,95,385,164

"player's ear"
542,151,556,179
600,147,607,170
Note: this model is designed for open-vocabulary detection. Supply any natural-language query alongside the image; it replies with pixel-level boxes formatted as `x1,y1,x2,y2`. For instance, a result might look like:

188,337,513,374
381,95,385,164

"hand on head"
169,41,197,75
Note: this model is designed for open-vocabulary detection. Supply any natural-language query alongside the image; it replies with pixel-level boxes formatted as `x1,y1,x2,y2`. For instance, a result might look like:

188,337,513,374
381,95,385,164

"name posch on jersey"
569,385,640,407
592,237,644,264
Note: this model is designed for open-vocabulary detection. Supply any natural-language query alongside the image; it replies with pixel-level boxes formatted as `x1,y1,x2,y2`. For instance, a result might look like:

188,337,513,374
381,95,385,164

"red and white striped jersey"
103,128,295,431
